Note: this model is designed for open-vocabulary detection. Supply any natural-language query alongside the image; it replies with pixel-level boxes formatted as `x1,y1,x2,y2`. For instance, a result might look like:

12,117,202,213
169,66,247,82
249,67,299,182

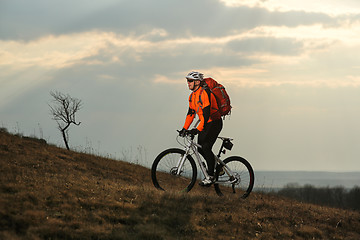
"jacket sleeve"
183,107,195,130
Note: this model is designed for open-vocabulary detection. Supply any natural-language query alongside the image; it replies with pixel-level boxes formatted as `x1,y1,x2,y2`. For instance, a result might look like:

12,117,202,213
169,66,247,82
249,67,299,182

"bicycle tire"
214,156,254,198
151,148,197,193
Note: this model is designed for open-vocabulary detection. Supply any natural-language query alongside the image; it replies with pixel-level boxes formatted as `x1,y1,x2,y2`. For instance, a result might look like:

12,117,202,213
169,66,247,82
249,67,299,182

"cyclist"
179,71,223,186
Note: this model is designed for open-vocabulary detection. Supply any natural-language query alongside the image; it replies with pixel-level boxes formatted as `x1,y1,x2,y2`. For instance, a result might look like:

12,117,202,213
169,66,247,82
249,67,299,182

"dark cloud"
1,0,337,40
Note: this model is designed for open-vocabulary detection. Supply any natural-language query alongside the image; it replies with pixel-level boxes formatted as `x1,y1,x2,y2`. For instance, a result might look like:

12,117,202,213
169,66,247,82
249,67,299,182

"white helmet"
186,71,204,81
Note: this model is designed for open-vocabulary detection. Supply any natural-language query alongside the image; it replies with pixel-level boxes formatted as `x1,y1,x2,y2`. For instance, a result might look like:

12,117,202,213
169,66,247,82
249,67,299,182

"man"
179,71,223,186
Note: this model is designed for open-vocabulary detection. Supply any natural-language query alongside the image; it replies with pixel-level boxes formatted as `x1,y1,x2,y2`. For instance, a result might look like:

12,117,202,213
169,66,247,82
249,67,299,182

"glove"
178,128,187,137
189,128,199,136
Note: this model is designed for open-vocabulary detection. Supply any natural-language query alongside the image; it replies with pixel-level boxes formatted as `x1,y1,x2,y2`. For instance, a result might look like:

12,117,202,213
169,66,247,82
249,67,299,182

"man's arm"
197,89,211,131
183,107,195,130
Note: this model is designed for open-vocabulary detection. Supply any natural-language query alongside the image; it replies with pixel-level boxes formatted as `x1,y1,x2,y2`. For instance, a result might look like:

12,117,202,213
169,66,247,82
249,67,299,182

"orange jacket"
183,87,221,132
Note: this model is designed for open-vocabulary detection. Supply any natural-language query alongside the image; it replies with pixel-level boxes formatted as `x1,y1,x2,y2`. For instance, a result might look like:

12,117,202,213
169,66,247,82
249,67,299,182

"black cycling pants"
198,119,223,177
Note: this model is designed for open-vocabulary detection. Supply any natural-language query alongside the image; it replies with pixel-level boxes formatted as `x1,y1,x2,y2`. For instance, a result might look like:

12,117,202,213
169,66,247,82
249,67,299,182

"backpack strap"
190,87,209,110
198,88,203,107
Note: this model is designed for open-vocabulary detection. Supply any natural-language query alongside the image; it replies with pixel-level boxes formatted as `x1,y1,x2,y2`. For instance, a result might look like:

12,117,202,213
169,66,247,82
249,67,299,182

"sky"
1,0,360,172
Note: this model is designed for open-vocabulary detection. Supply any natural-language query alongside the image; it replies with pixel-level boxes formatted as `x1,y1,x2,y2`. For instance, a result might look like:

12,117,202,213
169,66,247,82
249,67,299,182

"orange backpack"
203,77,231,117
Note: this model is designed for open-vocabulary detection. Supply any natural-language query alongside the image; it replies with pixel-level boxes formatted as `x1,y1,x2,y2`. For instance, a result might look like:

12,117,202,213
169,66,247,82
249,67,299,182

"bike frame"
176,135,236,183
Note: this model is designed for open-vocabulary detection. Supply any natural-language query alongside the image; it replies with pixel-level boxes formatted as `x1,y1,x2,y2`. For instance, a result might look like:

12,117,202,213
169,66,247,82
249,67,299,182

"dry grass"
1,129,359,240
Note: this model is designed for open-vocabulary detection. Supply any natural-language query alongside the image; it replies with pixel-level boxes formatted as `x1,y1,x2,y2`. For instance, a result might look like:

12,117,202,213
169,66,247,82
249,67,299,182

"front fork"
175,146,192,175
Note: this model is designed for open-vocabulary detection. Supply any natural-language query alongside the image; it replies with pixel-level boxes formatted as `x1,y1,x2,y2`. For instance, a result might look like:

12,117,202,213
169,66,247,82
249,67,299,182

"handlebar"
177,129,196,140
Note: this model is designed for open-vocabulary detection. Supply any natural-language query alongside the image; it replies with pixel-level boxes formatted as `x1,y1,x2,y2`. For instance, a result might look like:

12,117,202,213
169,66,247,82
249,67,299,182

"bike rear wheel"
151,148,197,193
214,156,254,198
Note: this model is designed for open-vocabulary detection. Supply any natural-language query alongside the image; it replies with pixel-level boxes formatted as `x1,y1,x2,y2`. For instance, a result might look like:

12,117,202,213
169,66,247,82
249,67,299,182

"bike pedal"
199,177,214,187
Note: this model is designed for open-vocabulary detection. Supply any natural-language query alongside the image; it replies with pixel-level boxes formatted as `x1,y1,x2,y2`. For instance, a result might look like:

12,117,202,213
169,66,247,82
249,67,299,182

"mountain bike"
151,130,255,198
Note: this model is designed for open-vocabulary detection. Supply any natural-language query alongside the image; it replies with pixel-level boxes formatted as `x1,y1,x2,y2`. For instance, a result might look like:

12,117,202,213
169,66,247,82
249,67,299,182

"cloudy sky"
1,0,360,172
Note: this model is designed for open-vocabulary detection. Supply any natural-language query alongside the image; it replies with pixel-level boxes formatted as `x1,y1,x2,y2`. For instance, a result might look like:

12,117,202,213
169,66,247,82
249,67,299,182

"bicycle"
151,129,255,198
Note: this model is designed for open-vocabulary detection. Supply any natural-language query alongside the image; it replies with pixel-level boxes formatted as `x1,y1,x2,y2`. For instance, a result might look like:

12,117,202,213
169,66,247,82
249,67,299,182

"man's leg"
198,119,223,177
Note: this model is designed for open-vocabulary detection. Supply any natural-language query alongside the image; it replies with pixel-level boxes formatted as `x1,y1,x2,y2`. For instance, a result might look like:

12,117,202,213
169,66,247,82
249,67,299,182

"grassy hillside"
1,129,359,240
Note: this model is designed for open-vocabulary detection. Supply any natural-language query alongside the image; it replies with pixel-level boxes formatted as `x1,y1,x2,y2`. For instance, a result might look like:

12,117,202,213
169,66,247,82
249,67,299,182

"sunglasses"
186,78,195,83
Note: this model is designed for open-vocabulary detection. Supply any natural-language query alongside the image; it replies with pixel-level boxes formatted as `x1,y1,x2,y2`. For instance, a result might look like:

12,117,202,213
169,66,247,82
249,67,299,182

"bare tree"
49,91,82,150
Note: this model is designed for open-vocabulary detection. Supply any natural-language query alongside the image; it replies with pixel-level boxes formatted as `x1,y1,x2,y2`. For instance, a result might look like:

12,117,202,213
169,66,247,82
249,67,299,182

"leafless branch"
49,91,82,150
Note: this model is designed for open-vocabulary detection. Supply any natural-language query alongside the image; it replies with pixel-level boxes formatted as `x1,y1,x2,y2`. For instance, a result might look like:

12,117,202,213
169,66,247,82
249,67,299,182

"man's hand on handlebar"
178,128,199,138
188,128,199,136
178,128,187,137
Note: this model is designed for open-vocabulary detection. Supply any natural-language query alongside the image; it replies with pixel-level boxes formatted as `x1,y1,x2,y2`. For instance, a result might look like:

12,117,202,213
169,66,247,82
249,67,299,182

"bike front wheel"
151,148,197,193
214,156,254,198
